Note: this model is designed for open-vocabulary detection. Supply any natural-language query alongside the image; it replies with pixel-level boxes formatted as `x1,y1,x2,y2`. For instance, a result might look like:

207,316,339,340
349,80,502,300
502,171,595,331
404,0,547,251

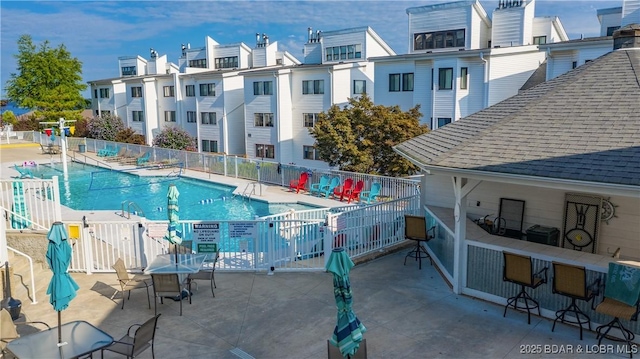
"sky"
0,0,622,99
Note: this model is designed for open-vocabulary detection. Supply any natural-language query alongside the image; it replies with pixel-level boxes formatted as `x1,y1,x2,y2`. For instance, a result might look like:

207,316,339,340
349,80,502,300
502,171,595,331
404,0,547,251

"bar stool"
403,214,435,270
502,251,548,324
551,262,600,340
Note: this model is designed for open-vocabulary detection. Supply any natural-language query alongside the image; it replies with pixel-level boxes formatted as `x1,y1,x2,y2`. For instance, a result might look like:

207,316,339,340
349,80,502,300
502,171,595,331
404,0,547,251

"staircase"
4,249,50,306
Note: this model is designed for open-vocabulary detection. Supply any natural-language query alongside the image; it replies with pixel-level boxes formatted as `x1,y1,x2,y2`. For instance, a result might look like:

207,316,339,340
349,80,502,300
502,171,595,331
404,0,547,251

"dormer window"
121,66,136,76
325,44,362,61
215,56,238,69
533,36,547,45
188,59,207,68
414,29,465,51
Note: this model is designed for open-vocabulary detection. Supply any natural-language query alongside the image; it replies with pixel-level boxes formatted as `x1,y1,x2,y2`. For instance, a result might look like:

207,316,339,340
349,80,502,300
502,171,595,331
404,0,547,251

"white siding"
322,31,366,63
470,7,490,49
424,174,640,261
409,6,470,53
622,0,640,26
244,74,277,158
364,32,393,58
577,47,610,65
486,49,545,106
304,43,322,64
252,47,267,68
112,81,126,120
414,61,433,125
180,78,198,138
276,71,294,164
547,51,575,80
457,59,484,119
491,9,525,47
373,61,415,111
599,11,622,36
221,75,246,155
433,59,457,126
142,78,158,144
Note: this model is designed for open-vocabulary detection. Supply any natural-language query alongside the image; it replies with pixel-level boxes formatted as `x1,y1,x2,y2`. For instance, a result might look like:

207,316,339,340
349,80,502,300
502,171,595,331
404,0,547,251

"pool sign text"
229,222,257,238
193,222,220,243
146,223,168,239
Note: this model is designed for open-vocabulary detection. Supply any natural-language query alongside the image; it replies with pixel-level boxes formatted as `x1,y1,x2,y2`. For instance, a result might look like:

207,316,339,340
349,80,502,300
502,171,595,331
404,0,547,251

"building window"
256,144,275,159
131,87,142,98
94,89,98,98
163,86,175,97
438,68,453,90
132,111,144,122
164,111,176,122
121,66,136,76
606,26,620,36
185,85,195,97
188,59,207,68
201,112,217,125
199,83,215,96
254,113,274,127
253,81,273,95
214,56,238,69
202,140,218,153
460,67,468,90
572,61,578,69
533,36,547,45
402,73,414,91
353,80,366,94
302,80,324,94
101,110,111,116
303,113,319,127
303,145,322,160
99,88,110,98
389,74,400,92
414,29,465,50
437,118,451,128
186,111,196,123
325,44,362,61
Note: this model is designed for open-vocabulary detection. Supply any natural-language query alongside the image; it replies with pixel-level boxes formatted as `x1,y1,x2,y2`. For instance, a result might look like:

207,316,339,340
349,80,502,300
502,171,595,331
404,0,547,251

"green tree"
87,113,125,141
152,127,196,151
309,94,428,176
0,111,17,126
5,35,86,123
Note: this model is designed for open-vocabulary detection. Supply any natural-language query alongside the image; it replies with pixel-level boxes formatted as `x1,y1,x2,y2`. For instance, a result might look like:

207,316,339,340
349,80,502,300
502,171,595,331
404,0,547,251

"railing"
0,177,62,230
65,195,420,273
120,200,145,219
6,247,37,304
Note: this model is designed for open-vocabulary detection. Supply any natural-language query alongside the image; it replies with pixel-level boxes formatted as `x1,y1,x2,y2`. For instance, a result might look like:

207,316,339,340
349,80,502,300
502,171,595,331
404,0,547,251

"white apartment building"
372,0,568,129
241,26,395,168
542,0,640,81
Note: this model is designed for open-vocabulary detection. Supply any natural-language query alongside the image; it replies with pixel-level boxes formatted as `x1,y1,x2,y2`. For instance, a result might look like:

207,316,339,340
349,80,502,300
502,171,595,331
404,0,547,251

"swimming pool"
33,163,316,220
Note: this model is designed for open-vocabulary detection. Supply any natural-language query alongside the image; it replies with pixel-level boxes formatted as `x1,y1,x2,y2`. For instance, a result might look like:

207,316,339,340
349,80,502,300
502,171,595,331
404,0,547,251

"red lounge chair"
289,172,309,193
345,180,365,203
333,178,353,201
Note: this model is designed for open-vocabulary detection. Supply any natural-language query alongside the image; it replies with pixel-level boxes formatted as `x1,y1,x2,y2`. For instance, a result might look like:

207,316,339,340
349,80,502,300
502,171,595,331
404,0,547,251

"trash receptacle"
78,144,86,153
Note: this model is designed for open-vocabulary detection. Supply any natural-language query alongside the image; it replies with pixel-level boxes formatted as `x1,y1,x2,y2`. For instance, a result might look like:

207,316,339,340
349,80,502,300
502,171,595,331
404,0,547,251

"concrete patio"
11,250,630,359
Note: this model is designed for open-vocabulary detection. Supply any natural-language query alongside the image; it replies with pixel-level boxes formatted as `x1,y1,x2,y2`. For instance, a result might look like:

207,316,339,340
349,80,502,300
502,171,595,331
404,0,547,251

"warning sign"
146,223,168,238
193,222,220,243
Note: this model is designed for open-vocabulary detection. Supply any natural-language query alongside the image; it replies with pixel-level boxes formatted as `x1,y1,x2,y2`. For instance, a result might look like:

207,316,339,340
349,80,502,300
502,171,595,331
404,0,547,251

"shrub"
152,126,196,150
87,113,124,141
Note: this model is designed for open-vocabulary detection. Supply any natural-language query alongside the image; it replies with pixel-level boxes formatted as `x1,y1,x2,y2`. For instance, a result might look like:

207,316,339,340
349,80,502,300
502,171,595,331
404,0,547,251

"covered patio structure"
394,25,640,336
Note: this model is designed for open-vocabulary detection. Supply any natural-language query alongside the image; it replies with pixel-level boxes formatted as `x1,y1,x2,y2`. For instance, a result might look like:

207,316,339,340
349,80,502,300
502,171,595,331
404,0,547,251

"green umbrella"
163,184,183,246
327,248,366,358
10,181,30,229
46,222,79,345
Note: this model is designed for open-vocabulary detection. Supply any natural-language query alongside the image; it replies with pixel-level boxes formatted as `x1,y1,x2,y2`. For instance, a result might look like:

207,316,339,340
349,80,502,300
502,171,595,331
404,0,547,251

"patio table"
6,320,113,359
144,253,208,274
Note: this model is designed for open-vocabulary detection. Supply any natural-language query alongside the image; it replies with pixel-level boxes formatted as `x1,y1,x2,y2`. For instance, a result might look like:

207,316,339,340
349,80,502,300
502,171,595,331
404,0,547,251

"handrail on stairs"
6,247,37,304
120,200,145,219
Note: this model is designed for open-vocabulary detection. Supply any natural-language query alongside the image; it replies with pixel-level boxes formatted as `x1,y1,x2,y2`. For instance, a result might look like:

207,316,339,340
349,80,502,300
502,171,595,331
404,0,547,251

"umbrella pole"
58,310,61,343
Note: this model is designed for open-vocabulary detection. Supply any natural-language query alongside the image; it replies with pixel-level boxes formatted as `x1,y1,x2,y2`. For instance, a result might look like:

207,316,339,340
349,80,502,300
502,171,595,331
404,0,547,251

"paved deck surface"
2,140,633,358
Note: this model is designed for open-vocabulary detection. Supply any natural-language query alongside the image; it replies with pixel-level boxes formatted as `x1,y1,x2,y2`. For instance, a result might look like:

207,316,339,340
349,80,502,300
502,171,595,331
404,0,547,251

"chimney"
613,24,640,50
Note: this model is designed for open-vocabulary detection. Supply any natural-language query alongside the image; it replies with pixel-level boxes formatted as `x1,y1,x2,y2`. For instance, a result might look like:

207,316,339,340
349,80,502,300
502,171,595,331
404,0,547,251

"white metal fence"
60,196,420,273
0,177,61,231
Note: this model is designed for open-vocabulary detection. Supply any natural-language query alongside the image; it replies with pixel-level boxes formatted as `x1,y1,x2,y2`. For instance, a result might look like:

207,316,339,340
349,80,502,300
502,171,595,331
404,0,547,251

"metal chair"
327,339,367,359
594,263,640,358
112,258,152,310
0,309,50,356
151,274,190,316
403,215,435,270
551,262,600,340
101,314,161,358
502,252,548,324
187,250,220,297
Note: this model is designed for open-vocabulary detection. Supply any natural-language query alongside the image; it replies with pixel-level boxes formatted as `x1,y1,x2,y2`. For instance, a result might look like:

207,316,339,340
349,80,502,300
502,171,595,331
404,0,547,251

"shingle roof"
394,48,640,187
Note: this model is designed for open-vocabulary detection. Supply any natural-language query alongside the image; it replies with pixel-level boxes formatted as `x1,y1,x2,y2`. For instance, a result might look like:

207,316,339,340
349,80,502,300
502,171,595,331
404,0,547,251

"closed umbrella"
10,181,30,229
163,184,183,263
46,222,79,345
326,248,366,358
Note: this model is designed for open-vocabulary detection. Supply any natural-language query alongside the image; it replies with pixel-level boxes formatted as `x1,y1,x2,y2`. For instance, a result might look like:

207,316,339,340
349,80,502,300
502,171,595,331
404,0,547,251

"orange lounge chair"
333,178,353,201
344,180,365,203
289,172,309,193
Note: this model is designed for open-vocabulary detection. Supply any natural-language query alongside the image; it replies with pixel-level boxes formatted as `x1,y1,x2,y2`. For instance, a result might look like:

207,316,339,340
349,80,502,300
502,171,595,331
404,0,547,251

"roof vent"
613,24,640,50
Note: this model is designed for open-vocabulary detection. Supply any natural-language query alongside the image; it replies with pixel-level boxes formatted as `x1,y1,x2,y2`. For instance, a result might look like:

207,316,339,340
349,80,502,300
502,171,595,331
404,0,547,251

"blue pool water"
33,163,315,220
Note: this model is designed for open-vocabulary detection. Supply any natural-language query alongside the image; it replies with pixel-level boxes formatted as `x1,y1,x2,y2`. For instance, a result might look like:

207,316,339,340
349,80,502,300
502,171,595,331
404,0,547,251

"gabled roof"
394,48,640,188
